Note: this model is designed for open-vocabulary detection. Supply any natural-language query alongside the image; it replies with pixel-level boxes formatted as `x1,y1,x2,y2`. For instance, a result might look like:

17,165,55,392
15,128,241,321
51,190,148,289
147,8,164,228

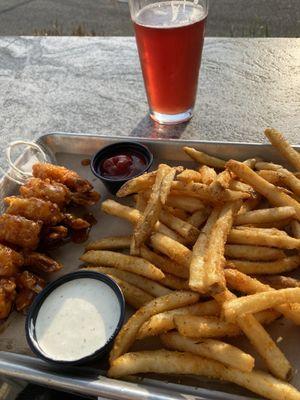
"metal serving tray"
0,132,299,400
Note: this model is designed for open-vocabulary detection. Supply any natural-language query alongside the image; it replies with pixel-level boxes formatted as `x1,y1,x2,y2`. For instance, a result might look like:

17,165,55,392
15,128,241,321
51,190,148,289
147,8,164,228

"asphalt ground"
0,0,299,36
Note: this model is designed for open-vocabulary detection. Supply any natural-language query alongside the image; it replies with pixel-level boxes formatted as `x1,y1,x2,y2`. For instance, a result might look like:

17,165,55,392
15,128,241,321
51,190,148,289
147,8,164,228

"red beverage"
133,1,207,120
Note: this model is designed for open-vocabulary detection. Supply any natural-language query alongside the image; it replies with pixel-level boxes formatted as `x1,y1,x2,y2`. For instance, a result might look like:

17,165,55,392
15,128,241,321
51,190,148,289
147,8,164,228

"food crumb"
81,158,91,166
276,336,283,343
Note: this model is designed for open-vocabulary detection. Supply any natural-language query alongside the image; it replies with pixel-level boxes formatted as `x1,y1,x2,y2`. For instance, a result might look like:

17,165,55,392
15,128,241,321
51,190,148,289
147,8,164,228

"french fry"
116,171,156,197
135,193,147,212
223,288,300,323
108,350,300,400
259,275,300,290
265,128,300,171
279,168,300,197
189,209,220,292
85,236,131,251
228,227,300,249
160,274,189,290
174,310,279,339
184,146,226,169
258,170,282,185
137,300,220,339
104,274,153,308
177,169,203,183
159,209,200,243
164,206,188,221
198,165,217,184
131,164,175,255
80,250,165,281
255,161,282,171
229,180,254,193
174,315,240,338
214,289,291,380
226,160,300,220
167,194,205,212
238,315,293,382
225,269,300,325
161,332,255,372
102,199,140,224
109,291,200,362
160,167,179,204
242,158,259,168
84,266,171,297
101,200,186,244
291,220,300,238
238,195,261,214
226,255,300,274
224,244,285,261
172,181,250,203
208,171,232,200
154,222,187,244
150,233,191,268
234,206,296,226
252,218,293,229
187,208,211,228
140,246,188,279
199,202,239,295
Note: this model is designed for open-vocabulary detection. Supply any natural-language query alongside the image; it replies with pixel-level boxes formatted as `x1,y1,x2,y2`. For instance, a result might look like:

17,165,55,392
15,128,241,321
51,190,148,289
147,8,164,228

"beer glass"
129,0,208,124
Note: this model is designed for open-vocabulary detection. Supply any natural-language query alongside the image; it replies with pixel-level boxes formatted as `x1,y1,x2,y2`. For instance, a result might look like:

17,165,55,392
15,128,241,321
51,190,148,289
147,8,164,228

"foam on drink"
134,1,206,28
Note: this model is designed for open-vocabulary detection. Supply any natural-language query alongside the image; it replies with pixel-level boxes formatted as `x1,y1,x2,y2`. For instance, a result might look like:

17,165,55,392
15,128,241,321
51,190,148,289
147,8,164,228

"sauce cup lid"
25,270,125,366
91,141,153,195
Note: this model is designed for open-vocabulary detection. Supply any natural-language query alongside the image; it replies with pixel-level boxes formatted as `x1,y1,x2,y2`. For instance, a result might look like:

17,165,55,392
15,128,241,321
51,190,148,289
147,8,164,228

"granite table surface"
0,36,299,171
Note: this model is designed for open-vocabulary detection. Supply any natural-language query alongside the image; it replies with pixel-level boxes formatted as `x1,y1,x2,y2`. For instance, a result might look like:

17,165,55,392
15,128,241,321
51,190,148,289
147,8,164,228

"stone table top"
0,36,299,170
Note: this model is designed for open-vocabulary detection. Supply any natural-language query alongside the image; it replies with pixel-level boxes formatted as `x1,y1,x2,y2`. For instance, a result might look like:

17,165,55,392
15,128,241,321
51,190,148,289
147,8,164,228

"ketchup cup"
91,142,153,195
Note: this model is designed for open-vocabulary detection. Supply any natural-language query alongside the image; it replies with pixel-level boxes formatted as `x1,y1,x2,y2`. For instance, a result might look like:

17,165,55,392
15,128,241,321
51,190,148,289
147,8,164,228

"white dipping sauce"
35,278,121,361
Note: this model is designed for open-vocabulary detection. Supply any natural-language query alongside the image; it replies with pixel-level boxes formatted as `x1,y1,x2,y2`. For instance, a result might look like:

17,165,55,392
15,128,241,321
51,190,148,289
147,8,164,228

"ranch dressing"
35,278,121,361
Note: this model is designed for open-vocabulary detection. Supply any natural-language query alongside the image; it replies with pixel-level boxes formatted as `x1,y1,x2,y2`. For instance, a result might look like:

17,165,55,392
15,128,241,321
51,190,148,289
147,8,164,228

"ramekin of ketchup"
91,142,153,194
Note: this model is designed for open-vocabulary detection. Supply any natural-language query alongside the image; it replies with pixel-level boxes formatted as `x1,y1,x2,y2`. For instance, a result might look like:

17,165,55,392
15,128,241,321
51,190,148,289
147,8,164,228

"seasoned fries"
225,269,300,325
226,255,300,274
223,288,300,323
83,266,171,297
109,291,199,362
131,164,175,255
159,209,199,243
174,315,240,338
80,250,165,281
226,160,300,220
196,202,238,294
224,244,285,261
116,171,157,197
198,165,217,184
140,245,188,278
108,350,300,400
161,332,255,372
234,206,296,226
228,227,300,249
189,209,220,292
184,146,226,168
137,300,220,339
265,128,300,171
101,199,186,243
104,274,153,309
150,233,191,267
85,235,131,251
79,130,300,399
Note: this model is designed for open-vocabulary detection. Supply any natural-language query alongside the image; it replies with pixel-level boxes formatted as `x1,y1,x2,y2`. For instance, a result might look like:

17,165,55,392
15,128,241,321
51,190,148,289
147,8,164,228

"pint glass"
129,0,208,124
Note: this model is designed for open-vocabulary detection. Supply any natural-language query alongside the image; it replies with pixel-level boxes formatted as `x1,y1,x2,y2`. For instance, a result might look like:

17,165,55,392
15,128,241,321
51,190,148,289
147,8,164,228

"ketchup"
99,151,147,180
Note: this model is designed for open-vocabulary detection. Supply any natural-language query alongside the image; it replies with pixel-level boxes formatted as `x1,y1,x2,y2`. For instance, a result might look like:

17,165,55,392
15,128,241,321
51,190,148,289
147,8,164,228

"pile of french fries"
81,128,300,400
